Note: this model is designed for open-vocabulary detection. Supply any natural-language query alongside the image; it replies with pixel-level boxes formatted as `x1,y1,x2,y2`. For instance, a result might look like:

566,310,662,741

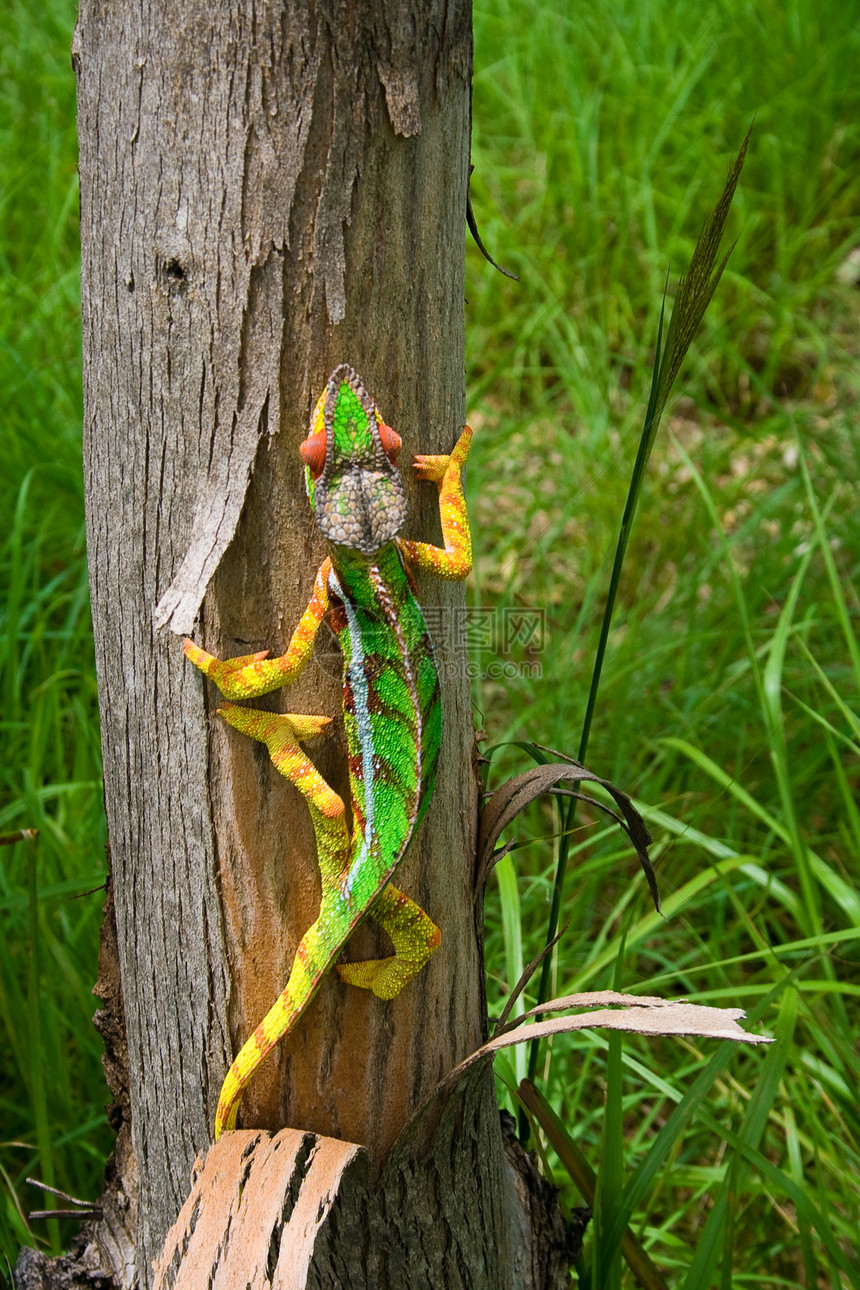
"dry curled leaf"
398,992,771,1149
484,998,773,1054
476,759,659,910
494,988,668,1038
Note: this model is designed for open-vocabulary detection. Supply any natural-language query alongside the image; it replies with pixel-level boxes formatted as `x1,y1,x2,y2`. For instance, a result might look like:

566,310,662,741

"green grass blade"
798,443,860,692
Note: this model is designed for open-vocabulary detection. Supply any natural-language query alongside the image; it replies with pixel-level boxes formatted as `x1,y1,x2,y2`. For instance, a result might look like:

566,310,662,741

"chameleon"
184,364,473,1138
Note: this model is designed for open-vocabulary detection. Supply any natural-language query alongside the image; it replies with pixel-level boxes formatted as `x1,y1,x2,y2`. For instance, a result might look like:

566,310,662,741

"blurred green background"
2,0,859,1282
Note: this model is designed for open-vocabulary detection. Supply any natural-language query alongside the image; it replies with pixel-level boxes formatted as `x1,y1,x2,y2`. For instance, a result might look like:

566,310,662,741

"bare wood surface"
153,1130,366,1290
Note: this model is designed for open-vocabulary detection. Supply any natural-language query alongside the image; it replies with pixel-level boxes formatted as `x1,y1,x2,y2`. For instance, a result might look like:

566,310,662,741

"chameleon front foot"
335,884,441,1000
183,638,272,699
412,424,473,483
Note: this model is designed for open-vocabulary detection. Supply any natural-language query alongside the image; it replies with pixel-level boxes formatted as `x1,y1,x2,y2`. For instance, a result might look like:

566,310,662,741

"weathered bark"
15,1,568,1286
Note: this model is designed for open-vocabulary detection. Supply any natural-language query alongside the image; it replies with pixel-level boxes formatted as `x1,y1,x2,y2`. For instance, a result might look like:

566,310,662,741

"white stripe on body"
368,564,424,828
330,568,376,901
331,561,425,903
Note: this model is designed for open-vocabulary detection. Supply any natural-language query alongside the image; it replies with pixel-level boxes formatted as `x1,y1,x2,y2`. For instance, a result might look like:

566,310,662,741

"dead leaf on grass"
476,757,659,911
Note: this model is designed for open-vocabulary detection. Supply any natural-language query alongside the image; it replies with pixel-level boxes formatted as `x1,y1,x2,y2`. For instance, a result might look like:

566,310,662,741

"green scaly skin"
184,365,473,1138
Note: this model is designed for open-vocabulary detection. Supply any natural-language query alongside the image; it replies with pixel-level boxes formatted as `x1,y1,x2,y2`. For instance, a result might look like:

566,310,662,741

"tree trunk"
15,2,570,1286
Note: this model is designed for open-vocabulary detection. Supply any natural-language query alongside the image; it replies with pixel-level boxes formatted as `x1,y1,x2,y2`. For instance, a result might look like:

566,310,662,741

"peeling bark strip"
75,0,515,1283
153,1130,366,1290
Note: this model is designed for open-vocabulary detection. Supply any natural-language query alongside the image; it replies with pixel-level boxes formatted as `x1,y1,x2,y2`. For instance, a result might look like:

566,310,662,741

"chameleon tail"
215,900,350,1136
215,883,442,1135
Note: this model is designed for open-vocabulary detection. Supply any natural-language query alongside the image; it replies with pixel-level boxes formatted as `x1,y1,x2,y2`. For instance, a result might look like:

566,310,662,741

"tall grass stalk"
527,134,750,1089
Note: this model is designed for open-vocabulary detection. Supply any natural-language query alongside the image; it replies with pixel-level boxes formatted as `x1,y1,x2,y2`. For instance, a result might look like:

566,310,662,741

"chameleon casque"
184,364,473,1138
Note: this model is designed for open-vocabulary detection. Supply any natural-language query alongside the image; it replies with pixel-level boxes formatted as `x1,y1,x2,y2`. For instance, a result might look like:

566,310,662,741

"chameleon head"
300,365,407,554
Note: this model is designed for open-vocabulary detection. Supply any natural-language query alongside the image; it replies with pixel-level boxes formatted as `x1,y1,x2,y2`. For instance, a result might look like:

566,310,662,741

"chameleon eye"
378,422,401,462
300,433,327,479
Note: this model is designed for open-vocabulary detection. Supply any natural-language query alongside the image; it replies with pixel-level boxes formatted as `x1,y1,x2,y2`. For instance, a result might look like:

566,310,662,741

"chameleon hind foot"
218,705,351,889
335,883,441,1000
218,702,332,749
218,705,340,811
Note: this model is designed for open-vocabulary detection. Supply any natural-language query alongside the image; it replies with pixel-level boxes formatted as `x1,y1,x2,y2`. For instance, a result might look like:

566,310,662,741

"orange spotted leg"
337,883,441,999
